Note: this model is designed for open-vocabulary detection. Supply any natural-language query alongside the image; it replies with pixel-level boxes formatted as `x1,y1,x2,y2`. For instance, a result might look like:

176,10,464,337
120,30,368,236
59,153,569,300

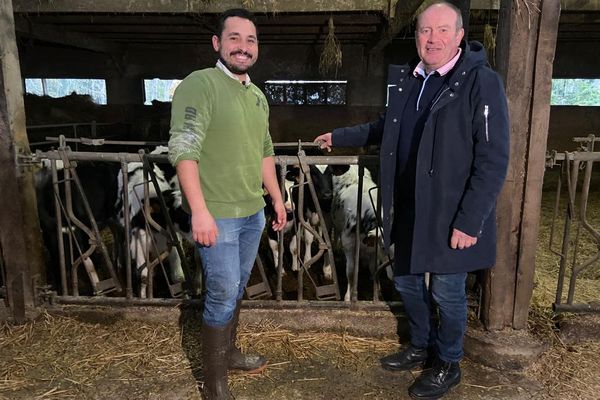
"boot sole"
408,379,460,400
229,362,268,375
381,360,425,372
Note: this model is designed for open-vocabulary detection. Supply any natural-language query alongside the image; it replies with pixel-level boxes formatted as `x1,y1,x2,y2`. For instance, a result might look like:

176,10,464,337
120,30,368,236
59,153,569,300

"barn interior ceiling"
10,0,600,56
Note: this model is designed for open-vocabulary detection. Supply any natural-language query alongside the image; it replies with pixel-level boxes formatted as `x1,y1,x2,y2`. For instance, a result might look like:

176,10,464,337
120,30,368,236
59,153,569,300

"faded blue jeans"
394,272,468,363
197,210,265,327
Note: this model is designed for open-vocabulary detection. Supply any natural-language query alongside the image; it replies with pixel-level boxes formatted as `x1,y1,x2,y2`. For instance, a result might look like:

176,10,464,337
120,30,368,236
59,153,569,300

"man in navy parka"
314,2,509,398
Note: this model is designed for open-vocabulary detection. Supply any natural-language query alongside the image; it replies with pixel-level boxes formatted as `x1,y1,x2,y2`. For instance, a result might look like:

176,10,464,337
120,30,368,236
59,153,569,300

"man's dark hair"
216,8,257,38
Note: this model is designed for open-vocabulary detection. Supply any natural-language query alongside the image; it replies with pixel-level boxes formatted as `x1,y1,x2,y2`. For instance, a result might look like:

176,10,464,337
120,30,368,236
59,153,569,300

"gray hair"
416,1,464,31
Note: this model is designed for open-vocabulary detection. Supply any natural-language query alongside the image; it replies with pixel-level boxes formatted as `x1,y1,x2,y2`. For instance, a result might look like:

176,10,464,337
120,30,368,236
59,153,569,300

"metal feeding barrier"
30,139,394,308
546,135,600,313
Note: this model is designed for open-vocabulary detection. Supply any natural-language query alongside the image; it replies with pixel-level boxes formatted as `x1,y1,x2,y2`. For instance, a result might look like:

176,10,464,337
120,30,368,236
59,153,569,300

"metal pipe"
51,295,405,312
51,160,68,296
553,302,600,314
34,150,378,167
121,161,133,299
351,166,364,303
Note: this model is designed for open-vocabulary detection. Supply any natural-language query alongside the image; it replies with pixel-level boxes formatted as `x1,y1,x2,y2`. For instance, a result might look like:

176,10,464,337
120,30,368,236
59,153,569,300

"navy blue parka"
332,41,509,275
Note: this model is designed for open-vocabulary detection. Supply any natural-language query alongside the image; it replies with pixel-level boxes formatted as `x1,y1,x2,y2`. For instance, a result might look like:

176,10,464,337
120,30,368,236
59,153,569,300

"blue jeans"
394,272,467,363
197,210,265,327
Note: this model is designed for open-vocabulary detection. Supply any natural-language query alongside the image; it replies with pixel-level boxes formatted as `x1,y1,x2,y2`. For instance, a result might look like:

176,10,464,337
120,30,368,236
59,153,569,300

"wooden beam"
368,0,425,54
512,0,560,330
481,0,559,330
0,0,45,317
15,21,124,54
471,0,600,11
13,0,389,13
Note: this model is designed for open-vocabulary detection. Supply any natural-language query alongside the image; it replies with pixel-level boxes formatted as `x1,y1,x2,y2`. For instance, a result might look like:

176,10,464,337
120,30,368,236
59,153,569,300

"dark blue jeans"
197,210,265,327
394,272,468,363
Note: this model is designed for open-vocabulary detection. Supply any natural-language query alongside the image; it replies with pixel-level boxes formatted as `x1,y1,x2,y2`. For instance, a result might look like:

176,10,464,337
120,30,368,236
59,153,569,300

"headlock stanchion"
547,135,600,314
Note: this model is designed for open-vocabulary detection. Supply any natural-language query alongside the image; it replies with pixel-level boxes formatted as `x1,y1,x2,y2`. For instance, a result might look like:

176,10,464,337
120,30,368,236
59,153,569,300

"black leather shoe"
380,345,428,371
408,359,461,399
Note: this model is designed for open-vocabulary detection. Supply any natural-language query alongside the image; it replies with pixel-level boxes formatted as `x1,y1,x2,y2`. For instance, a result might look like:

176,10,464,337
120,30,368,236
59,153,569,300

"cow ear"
329,164,350,176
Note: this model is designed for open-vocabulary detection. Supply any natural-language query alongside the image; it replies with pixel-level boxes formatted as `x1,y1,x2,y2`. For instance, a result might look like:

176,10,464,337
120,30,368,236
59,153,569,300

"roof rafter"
13,0,390,14
15,20,124,54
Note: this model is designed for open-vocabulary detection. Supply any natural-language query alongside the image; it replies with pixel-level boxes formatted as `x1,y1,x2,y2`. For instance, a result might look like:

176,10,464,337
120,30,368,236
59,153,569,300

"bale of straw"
483,24,496,66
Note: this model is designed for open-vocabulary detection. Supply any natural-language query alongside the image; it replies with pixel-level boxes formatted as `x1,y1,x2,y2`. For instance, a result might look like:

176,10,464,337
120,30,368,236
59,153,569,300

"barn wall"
554,41,600,79
17,37,600,151
548,106,600,151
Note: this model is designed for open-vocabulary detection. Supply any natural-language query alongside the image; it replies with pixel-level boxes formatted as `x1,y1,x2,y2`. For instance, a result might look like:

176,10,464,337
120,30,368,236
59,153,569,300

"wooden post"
449,0,471,39
481,0,560,330
0,0,45,317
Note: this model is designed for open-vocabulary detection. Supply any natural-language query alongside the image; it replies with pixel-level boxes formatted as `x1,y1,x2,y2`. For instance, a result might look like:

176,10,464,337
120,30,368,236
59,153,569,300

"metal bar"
28,122,117,129
554,161,572,305
548,151,600,162
352,165,364,303
121,162,133,299
276,163,287,302
553,303,600,314
566,160,582,305
33,150,378,166
45,137,165,146
51,295,405,312
51,160,69,296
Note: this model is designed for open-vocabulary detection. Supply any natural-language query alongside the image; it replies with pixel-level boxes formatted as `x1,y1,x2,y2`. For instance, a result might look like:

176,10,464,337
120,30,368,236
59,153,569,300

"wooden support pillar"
448,0,471,39
0,0,45,319
481,0,560,330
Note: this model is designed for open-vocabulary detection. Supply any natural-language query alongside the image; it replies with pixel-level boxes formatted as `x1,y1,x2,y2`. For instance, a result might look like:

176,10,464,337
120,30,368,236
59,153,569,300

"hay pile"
0,311,398,399
525,174,600,400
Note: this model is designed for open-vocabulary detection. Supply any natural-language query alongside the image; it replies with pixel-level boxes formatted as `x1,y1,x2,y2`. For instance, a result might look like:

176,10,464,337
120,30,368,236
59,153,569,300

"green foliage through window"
551,79,600,106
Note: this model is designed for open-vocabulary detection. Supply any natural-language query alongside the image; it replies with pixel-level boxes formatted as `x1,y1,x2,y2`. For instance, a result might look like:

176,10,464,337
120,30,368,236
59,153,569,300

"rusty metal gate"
546,135,600,313
25,139,396,310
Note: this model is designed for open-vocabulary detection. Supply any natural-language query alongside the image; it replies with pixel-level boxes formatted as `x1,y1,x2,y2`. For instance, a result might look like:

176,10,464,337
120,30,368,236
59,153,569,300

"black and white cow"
329,165,393,301
264,164,333,276
117,146,195,298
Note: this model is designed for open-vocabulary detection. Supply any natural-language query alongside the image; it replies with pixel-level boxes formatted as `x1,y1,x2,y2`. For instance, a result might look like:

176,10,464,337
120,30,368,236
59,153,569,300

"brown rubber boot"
228,299,268,373
202,323,233,400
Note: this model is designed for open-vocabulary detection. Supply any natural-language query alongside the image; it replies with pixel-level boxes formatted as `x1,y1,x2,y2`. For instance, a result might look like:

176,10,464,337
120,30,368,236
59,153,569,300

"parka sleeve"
452,69,510,237
331,113,386,148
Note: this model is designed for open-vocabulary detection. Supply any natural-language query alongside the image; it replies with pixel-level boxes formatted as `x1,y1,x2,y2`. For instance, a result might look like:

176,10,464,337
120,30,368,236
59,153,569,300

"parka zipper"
484,105,490,142
430,88,451,111
427,87,452,176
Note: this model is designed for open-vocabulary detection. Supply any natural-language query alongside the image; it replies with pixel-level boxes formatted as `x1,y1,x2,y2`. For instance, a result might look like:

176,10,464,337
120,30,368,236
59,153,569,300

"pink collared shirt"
413,48,462,78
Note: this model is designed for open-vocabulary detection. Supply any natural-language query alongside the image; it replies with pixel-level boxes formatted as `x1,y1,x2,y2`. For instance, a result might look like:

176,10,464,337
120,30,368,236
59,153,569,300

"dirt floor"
0,305,598,400
1,157,599,400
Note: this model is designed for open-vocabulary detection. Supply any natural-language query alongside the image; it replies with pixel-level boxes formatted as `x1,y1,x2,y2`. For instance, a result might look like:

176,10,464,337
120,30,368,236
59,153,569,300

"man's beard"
219,53,253,75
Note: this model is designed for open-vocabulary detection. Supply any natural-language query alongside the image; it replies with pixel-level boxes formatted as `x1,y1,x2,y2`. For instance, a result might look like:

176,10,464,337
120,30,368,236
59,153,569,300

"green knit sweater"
168,67,274,218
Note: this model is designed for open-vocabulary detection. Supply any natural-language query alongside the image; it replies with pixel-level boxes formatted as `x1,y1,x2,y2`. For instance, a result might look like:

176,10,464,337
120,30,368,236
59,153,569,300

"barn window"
264,80,347,106
143,78,182,105
24,78,107,105
551,79,600,106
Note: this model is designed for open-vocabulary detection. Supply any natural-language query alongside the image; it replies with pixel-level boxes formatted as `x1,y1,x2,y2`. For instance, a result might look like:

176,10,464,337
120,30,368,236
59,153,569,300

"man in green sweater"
168,8,286,400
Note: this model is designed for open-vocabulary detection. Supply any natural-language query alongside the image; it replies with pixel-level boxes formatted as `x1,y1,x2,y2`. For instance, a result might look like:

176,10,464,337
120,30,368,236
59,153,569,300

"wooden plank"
512,0,560,330
15,21,124,54
481,0,541,330
13,0,389,13
0,0,45,312
471,0,600,10
368,0,425,54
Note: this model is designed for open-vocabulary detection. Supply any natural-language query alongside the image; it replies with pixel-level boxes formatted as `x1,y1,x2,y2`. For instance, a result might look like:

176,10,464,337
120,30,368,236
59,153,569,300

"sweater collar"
216,60,252,85
413,48,462,78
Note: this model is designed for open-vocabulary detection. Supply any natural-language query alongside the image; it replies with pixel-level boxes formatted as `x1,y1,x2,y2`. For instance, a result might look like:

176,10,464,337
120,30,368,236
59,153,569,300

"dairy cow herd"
34,147,393,301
